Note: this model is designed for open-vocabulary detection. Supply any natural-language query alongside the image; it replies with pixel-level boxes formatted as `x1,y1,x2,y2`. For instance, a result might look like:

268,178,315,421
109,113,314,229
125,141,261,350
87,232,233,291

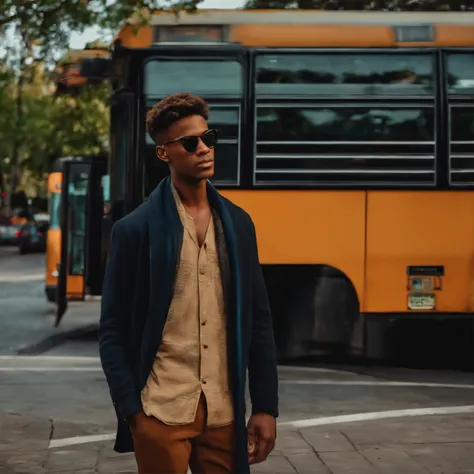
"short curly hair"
146,92,209,144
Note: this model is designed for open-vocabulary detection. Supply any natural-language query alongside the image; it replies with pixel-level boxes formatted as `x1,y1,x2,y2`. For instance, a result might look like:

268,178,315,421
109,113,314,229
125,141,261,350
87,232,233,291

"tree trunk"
5,41,26,215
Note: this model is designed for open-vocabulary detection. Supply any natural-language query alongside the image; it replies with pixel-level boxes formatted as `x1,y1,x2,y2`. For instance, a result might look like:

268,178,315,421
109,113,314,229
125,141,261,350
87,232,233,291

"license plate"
408,293,435,310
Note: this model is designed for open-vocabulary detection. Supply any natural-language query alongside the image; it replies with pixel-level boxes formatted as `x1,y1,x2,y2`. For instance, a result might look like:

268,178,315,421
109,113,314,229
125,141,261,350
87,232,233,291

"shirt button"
202,321,206,326
203,344,208,349
200,267,205,275
202,379,207,384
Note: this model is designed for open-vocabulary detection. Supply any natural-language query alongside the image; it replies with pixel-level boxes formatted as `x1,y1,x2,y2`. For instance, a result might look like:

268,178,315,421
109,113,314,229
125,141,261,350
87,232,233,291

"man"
99,92,279,474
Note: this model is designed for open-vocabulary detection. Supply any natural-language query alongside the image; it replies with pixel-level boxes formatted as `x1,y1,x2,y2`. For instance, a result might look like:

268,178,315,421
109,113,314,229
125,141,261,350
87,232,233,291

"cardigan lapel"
141,176,183,385
206,182,249,473
206,183,245,398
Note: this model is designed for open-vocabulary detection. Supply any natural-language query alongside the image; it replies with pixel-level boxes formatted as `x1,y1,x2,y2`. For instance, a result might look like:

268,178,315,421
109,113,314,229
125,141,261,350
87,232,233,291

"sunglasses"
161,129,219,154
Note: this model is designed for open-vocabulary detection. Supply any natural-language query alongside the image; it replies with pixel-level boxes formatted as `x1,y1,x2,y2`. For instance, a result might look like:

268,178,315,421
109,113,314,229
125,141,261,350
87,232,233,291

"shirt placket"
198,240,210,394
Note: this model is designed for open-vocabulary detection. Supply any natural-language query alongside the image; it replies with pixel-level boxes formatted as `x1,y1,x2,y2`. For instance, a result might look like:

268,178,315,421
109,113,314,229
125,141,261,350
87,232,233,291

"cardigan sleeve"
247,217,279,418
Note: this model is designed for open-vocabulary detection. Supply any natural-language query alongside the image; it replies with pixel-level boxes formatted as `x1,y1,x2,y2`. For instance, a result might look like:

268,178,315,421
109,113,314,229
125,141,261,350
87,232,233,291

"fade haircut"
146,92,209,144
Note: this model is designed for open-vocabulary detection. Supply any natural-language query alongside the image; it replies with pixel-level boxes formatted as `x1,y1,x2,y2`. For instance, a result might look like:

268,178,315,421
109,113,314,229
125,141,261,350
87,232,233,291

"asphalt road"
0,246,53,354
2,246,474,473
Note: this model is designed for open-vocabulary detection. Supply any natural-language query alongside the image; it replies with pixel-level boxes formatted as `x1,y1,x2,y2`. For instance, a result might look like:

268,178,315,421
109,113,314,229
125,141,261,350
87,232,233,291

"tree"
0,61,110,199
0,0,203,211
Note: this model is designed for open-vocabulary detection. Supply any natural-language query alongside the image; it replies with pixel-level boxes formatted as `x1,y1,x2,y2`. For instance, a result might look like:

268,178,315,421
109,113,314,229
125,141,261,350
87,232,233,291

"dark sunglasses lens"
202,130,218,148
181,136,199,153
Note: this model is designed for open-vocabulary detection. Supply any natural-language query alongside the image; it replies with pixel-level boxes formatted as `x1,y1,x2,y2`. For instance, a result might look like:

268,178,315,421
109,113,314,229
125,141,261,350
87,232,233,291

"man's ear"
156,146,169,163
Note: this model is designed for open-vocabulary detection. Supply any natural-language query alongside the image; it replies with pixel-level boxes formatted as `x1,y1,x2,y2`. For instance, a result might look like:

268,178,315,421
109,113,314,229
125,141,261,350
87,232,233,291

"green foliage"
26,83,110,176
0,62,109,194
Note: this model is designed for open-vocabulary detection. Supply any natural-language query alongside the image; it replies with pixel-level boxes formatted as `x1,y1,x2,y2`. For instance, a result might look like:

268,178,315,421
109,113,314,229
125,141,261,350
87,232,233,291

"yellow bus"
46,156,107,307
56,10,474,364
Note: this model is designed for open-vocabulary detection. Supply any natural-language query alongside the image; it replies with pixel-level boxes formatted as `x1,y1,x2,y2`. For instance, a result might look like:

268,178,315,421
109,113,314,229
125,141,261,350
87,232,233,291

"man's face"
156,115,216,183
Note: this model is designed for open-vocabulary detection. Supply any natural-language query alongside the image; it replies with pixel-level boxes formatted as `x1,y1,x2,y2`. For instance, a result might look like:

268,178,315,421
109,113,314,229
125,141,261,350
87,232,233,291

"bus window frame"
109,90,135,214
137,45,249,201
443,47,474,188
250,47,441,190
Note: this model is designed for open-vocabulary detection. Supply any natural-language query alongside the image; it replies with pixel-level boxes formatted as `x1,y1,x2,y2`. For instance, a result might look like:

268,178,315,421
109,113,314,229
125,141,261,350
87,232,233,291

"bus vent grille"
254,148,436,187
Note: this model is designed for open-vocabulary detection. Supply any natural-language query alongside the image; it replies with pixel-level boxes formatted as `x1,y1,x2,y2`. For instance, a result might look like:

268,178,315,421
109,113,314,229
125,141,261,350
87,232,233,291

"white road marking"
50,433,115,448
278,365,356,375
1,358,474,391
280,405,474,428
0,355,100,362
0,273,44,282
279,380,474,389
2,360,473,391
49,404,474,449
0,367,103,372
0,358,363,374
85,295,102,301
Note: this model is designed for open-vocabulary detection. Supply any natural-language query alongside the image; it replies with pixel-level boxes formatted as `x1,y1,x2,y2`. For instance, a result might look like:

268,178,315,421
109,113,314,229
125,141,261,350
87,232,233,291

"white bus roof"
149,10,474,26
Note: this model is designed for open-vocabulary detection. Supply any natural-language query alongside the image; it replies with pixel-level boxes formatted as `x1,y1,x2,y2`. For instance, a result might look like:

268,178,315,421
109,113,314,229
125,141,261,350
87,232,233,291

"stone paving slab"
3,412,474,473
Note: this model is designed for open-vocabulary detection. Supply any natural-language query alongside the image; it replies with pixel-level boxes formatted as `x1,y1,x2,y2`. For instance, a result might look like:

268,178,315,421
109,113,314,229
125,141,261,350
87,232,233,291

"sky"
69,0,246,49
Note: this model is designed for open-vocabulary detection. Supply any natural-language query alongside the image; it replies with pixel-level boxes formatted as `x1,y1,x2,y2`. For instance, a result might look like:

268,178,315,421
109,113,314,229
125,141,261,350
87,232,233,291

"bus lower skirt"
364,314,474,371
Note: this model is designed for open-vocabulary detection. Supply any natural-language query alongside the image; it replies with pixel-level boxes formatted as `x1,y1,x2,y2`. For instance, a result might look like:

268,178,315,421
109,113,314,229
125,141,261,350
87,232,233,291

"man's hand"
247,413,277,465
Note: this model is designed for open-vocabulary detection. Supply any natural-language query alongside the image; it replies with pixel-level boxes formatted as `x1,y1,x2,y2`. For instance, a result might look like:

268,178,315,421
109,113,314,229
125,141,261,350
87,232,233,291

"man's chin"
195,168,214,181
182,169,214,184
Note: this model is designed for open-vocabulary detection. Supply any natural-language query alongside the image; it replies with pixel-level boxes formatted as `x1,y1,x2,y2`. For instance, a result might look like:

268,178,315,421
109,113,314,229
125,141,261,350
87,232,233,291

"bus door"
56,158,107,325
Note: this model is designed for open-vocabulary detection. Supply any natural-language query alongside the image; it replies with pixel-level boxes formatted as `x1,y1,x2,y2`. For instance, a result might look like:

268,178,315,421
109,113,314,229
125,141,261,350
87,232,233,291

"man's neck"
171,176,208,208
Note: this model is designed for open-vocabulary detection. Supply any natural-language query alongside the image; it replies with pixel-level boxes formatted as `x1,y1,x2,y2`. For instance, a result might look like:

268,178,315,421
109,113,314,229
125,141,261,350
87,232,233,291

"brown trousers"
131,394,235,474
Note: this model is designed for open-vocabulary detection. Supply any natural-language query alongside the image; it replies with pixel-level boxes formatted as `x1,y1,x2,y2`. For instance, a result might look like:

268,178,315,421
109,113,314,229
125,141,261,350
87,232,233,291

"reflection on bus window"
212,143,239,184
447,54,474,94
451,107,474,142
68,179,88,276
256,54,434,96
144,60,243,97
102,174,110,202
257,107,435,142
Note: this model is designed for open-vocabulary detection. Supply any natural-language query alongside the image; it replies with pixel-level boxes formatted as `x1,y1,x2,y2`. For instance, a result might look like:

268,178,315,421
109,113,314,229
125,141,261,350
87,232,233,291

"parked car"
0,224,21,246
18,216,49,254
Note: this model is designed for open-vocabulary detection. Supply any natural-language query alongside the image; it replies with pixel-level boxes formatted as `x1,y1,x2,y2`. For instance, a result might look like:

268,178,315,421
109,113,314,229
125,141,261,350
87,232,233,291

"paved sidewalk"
2,411,474,473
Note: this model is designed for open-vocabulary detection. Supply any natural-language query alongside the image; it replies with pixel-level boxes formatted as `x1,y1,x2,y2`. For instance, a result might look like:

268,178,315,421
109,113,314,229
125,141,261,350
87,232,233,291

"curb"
16,323,98,355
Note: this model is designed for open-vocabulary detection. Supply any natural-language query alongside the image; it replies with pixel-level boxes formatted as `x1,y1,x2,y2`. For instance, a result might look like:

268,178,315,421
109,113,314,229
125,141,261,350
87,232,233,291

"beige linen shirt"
141,184,234,427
